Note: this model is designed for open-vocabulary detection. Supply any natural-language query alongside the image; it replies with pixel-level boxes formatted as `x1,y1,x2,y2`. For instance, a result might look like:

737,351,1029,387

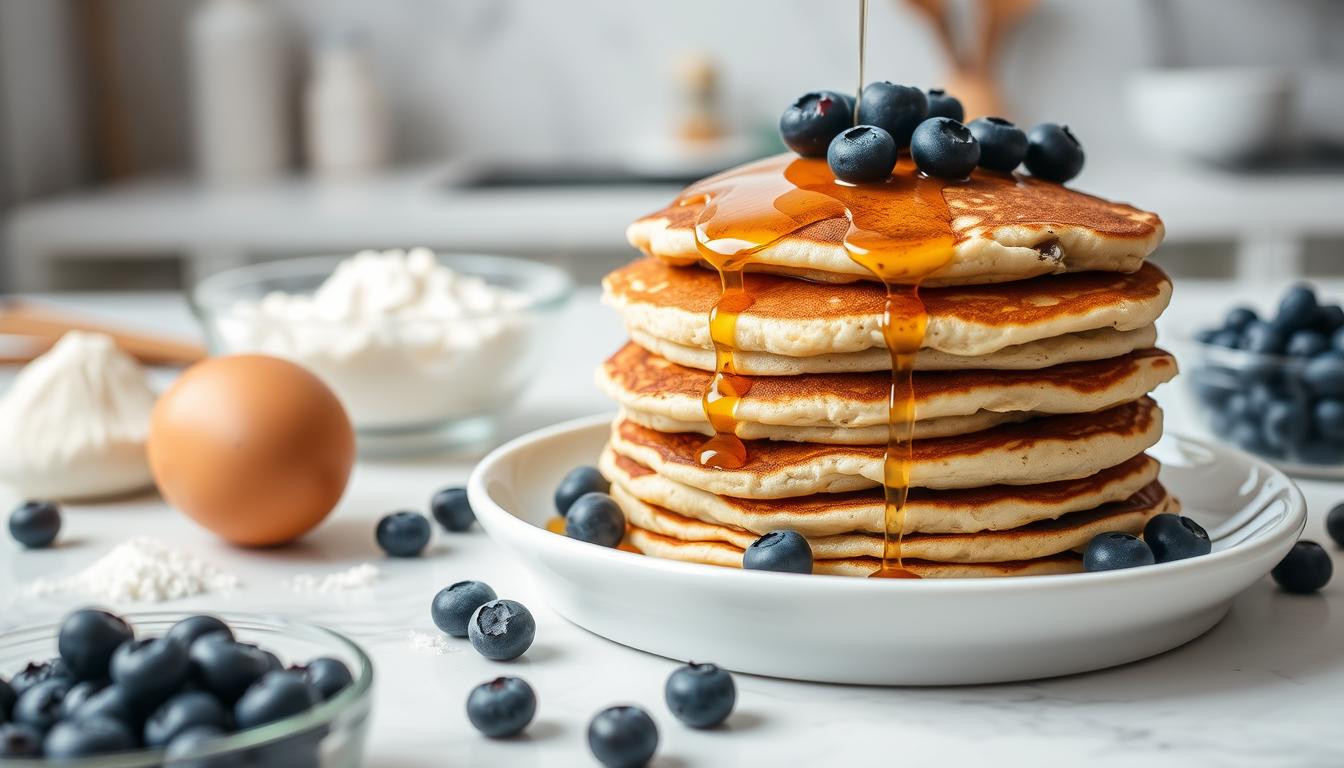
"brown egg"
148,355,355,546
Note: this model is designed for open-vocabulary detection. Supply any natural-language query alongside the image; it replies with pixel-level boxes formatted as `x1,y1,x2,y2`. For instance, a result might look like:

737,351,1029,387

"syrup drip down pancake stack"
593,114,1174,578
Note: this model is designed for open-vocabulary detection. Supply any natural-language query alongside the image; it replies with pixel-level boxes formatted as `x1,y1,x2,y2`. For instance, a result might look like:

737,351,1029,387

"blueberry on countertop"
12,677,72,732
144,690,229,747
1083,532,1155,572
924,88,964,121
1024,123,1084,183
44,716,136,758
59,608,134,682
743,530,813,574
1143,514,1212,563
300,657,353,702
432,580,498,638
233,670,320,731
111,637,191,711
967,116,1027,172
779,91,855,158
588,706,659,768
167,615,233,650
8,500,61,549
555,466,610,517
1271,284,1319,333
376,511,431,558
431,487,476,532
856,82,928,147
466,677,536,738
566,492,627,548
1328,503,1344,548
468,600,536,662
1272,541,1333,593
0,723,42,757
188,636,274,705
665,662,735,729
827,125,898,184
911,117,980,180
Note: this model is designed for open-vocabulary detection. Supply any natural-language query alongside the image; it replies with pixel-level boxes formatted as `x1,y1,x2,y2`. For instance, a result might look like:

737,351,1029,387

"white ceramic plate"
468,415,1306,685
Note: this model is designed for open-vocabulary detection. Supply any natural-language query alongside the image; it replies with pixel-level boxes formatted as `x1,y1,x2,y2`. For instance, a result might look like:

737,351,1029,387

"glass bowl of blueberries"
1191,283,1344,477
0,609,373,766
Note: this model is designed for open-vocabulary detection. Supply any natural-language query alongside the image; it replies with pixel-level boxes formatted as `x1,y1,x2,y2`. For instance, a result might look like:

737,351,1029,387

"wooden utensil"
0,300,206,367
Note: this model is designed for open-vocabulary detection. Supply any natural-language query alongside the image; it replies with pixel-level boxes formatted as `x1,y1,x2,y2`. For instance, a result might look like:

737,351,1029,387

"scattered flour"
28,537,239,602
286,563,380,594
407,630,456,656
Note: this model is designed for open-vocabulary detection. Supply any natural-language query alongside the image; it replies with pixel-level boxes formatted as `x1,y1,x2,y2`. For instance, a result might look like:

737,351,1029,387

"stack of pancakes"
596,156,1177,577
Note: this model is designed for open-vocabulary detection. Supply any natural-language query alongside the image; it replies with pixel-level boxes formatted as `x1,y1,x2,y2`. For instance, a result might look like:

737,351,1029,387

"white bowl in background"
1126,67,1294,166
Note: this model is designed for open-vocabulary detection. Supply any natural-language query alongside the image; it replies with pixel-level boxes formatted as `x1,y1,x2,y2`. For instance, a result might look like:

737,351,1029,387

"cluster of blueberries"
1194,284,1344,465
0,610,352,762
778,83,1084,185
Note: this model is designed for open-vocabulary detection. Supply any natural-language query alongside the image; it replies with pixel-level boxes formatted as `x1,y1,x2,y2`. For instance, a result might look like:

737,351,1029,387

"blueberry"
967,116,1027,172
59,679,109,719
300,657,353,702
145,691,229,747
0,723,42,757
1195,328,1218,344
910,117,980,180
1333,327,1344,354
1143,514,1212,563
1315,399,1344,440
1304,353,1344,396
664,662,735,729
69,684,141,730
924,88,964,121
1024,123,1084,183
856,82,928,147
431,580,498,638
111,637,191,711
9,659,69,697
1316,304,1344,333
233,670,319,730
188,636,273,705
0,678,14,720
167,615,234,649
1272,285,1319,333
566,492,626,548
1271,541,1333,593
466,677,536,738
743,530,813,574
468,599,536,661
1207,329,1241,349
8,500,60,549
1286,329,1329,357
1263,398,1310,450
1240,321,1285,355
58,608,134,681
1224,306,1259,332
1083,532,1155,572
12,677,71,731
1230,420,1274,456
375,511,431,557
1327,503,1344,547
827,124,898,184
164,725,243,768
430,487,475,532
588,706,658,768
778,91,854,158
44,716,136,758
556,466,611,516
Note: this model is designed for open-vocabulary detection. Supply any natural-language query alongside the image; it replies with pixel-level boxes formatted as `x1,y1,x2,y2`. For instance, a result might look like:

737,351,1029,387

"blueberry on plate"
1083,532,1155,572
233,670,320,731
856,82,928,147
8,500,61,549
779,91,854,158
59,608,134,682
111,637,191,711
430,487,475,532
555,466,611,517
1262,398,1310,451
967,117,1028,172
588,706,659,768
1286,329,1329,357
1224,306,1259,332
12,677,72,731
1271,284,1319,333
188,636,273,705
1143,514,1212,563
69,684,141,730
0,723,42,757
45,716,136,758
1326,502,1344,547
299,657,353,702
466,677,536,738
144,690,230,747
1023,123,1084,183
431,580,498,638
167,615,234,650
924,88,964,121
9,659,69,697
375,511,431,558
910,117,980,180
827,125,898,184
468,599,536,662
743,530,813,574
1304,352,1344,397
1271,541,1333,593
566,492,627,548
665,662,735,729
1239,320,1285,355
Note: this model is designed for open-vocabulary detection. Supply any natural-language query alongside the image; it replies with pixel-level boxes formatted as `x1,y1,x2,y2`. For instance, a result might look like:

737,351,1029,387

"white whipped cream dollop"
219,248,532,429
0,331,157,500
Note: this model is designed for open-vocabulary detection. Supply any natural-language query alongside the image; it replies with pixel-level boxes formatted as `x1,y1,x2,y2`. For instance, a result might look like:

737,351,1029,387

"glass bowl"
0,611,373,767
191,252,572,456
1186,337,1344,478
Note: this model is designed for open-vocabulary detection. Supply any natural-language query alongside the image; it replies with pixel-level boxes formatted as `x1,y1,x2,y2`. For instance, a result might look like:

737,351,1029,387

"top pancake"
626,154,1164,286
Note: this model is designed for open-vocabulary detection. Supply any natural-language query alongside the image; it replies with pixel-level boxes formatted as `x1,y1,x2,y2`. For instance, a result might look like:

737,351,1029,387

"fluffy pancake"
614,481,1172,564
608,398,1162,497
599,343,1176,443
600,448,1162,536
603,258,1172,360
626,154,1164,286
620,406,1028,442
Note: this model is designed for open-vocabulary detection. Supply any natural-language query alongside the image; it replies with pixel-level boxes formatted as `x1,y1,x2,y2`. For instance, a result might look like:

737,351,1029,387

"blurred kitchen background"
1,0,1342,292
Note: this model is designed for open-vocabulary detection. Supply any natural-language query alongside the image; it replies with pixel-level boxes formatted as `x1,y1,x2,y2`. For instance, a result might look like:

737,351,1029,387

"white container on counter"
303,36,389,178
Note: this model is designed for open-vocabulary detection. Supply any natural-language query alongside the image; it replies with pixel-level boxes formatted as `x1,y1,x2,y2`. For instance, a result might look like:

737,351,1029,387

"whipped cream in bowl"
192,248,571,454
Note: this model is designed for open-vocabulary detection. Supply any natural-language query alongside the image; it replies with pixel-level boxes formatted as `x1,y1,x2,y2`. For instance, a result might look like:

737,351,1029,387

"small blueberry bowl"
0,612,373,767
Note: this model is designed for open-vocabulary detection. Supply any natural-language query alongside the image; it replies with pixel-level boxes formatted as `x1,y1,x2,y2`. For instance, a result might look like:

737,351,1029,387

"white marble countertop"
1,282,1342,767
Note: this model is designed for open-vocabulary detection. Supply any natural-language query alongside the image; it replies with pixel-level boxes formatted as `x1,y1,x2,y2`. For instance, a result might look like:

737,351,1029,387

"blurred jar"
303,36,389,179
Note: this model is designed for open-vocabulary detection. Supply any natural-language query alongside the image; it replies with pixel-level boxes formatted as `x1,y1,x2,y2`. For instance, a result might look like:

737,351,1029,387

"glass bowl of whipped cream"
191,248,572,455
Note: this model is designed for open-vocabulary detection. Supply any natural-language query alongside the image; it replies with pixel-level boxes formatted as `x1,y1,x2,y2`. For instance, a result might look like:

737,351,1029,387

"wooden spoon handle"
0,301,206,367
